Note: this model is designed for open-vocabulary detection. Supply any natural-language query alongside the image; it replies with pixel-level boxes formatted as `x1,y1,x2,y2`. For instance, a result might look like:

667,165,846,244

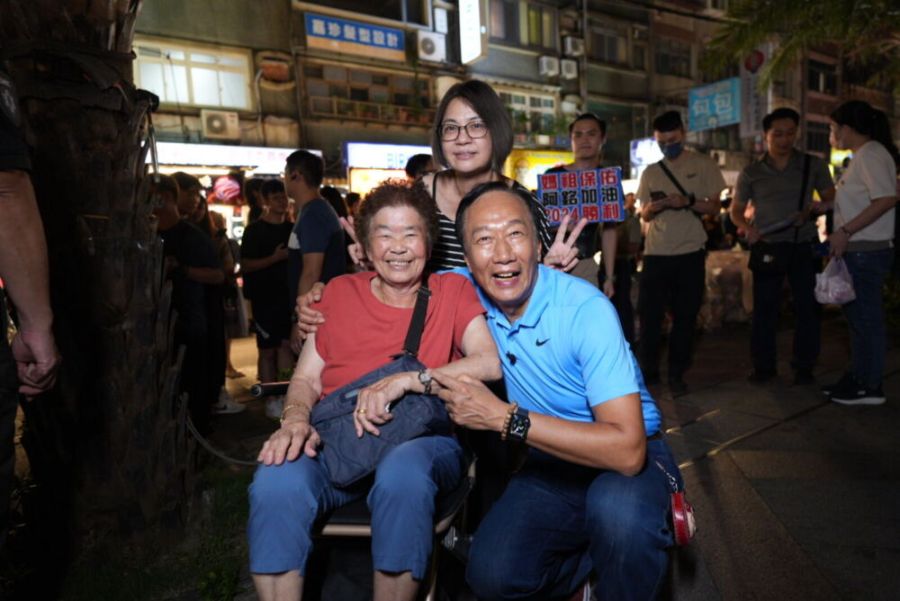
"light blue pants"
248,435,464,580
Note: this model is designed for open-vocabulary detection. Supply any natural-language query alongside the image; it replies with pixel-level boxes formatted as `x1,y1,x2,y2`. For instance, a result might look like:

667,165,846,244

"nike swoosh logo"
536,338,550,346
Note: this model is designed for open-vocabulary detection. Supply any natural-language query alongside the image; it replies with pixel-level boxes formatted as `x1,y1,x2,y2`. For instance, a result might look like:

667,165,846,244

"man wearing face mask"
635,111,726,395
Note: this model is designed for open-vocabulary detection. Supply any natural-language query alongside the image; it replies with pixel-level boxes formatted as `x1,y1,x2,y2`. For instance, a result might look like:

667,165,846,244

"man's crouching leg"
585,439,677,601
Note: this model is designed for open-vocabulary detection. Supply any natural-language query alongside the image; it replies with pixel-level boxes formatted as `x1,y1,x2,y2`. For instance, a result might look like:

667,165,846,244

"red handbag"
655,460,697,546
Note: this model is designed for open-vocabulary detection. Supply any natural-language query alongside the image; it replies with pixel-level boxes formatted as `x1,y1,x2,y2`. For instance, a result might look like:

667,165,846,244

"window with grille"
806,121,831,154
490,0,556,50
807,60,837,95
655,38,692,78
134,37,253,110
500,90,556,135
304,63,431,123
590,29,627,65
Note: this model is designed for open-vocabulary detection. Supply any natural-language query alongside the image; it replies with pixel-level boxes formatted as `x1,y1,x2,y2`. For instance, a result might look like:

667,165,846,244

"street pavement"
213,308,899,600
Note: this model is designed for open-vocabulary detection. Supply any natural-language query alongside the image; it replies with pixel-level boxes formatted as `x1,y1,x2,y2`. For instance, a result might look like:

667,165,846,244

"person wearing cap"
636,111,726,395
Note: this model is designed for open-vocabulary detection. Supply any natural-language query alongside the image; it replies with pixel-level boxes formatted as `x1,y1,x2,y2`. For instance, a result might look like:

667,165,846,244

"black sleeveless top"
425,171,553,272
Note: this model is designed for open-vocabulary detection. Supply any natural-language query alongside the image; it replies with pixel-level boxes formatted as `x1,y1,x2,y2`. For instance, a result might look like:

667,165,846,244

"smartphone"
650,191,666,201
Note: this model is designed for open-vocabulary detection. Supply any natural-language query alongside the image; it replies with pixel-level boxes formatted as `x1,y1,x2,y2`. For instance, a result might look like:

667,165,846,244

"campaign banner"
537,167,626,225
305,13,405,62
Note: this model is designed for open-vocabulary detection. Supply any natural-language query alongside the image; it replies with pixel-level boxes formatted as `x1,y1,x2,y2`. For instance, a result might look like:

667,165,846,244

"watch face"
418,370,432,385
508,413,530,440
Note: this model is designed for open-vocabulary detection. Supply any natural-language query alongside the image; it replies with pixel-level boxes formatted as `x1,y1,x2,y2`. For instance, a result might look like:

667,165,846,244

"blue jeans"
842,249,894,389
467,438,680,601
248,435,464,579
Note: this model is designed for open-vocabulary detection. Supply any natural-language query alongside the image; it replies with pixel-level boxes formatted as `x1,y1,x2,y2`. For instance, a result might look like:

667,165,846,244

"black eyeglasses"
439,121,489,141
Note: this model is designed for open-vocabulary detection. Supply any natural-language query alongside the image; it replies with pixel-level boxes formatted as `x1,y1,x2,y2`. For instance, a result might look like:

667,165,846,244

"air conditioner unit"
417,31,447,63
563,36,585,57
560,58,578,80
538,55,560,77
201,109,240,141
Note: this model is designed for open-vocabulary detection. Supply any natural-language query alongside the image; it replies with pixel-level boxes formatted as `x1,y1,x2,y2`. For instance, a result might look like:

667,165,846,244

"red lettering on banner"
602,204,622,221
600,168,618,186
560,172,578,189
540,173,559,190
580,170,598,188
582,205,600,221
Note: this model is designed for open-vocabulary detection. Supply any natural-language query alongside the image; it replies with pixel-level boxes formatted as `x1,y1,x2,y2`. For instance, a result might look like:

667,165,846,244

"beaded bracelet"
499,402,519,441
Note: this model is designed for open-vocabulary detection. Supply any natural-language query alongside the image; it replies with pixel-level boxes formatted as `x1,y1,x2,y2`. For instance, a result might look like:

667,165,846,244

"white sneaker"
213,388,246,414
265,396,284,420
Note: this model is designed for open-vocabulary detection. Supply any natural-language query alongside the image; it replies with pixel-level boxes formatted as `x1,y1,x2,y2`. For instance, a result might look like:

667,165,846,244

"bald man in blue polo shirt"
433,182,682,601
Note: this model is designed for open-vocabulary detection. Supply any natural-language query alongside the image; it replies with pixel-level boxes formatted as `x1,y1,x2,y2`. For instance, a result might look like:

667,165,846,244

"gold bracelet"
280,404,309,424
500,402,518,441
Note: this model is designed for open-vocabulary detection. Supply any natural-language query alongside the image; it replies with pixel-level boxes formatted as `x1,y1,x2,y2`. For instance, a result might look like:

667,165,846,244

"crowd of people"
148,80,898,601
2,65,897,601
235,81,898,601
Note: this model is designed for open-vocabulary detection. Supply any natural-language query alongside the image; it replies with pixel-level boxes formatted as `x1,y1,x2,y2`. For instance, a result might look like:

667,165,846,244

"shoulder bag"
310,285,452,488
748,154,811,274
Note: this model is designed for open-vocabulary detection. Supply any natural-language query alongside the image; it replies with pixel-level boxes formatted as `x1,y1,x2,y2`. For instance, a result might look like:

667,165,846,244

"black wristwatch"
506,407,531,442
417,369,433,395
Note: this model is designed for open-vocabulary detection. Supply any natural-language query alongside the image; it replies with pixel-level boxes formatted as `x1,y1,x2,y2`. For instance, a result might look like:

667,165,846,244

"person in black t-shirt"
241,179,294,411
153,175,224,433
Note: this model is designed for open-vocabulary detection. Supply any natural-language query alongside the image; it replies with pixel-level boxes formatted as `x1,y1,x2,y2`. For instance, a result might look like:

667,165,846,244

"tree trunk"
0,0,194,569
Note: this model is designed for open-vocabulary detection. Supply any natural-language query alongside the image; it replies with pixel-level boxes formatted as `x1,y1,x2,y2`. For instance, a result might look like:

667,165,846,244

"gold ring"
357,408,366,415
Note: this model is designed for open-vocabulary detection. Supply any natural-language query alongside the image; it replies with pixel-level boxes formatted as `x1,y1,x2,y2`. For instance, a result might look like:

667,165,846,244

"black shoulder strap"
432,171,439,203
656,160,701,221
793,153,812,242
657,160,689,198
402,285,432,357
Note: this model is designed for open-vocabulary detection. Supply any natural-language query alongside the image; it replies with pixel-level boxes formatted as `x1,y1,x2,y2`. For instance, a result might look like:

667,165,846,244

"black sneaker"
822,372,856,397
831,387,886,406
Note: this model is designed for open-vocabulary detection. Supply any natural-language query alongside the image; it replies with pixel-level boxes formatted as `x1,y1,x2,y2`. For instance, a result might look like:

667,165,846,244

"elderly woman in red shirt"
248,180,500,601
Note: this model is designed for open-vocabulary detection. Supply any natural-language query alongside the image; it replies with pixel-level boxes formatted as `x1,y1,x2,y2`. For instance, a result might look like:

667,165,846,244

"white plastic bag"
815,257,856,304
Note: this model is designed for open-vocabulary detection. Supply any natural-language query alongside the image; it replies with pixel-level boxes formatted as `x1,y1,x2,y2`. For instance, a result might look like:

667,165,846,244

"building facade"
133,0,896,186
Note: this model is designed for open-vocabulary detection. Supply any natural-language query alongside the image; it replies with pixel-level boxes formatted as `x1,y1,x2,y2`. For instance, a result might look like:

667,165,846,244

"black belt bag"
310,285,451,488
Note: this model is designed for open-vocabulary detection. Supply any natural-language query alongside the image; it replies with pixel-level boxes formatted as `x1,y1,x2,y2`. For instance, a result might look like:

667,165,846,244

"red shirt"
314,271,484,396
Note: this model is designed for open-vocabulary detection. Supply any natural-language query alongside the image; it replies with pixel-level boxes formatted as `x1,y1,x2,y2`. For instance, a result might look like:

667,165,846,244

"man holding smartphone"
636,111,726,395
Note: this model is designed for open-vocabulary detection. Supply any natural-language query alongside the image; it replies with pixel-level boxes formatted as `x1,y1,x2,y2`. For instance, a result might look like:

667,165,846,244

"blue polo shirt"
450,265,661,435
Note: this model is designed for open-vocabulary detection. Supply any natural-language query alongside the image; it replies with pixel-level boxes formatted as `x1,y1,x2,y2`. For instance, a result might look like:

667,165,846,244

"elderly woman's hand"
353,372,419,437
257,415,321,466
544,212,588,272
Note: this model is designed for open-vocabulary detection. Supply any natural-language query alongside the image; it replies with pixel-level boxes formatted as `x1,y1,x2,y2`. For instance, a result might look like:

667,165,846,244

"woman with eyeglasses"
420,80,584,272
334,80,584,274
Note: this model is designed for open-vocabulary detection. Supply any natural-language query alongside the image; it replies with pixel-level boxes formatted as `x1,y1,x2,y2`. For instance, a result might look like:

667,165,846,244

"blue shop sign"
305,13,405,61
688,77,741,132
